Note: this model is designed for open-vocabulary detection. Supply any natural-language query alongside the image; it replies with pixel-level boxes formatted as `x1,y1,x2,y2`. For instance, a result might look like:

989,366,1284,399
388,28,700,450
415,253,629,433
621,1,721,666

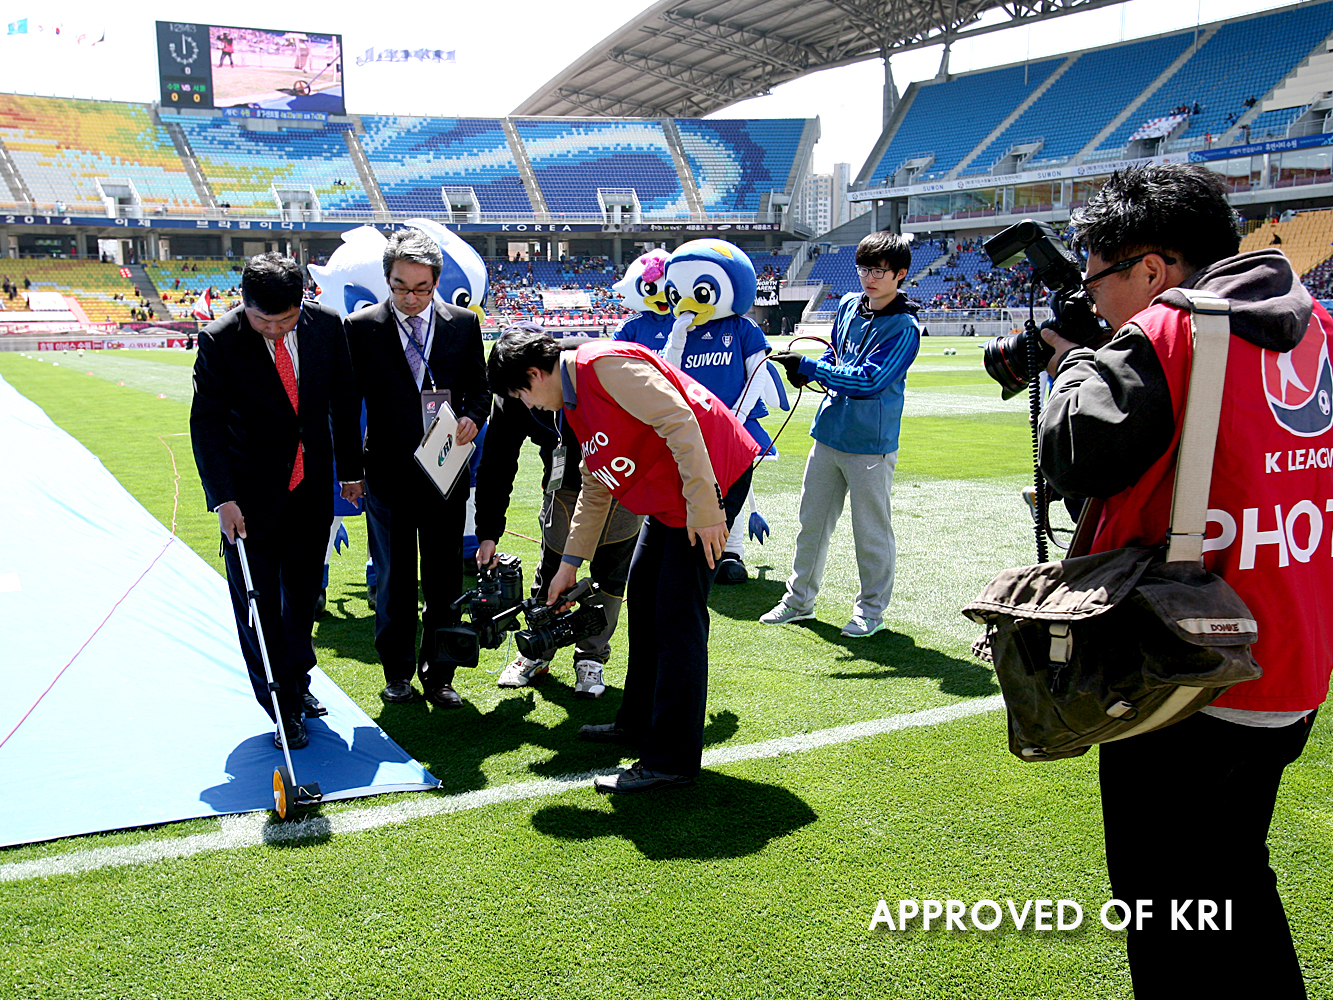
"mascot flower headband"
612,248,672,315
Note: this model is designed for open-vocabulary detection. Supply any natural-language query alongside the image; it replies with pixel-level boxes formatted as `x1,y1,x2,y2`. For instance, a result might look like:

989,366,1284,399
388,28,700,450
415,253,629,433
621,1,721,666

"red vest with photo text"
1092,300,1333,710
564,341,760,527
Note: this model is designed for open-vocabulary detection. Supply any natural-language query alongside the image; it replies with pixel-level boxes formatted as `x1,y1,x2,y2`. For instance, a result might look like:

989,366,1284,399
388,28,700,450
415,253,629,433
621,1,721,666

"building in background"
794,163,871,237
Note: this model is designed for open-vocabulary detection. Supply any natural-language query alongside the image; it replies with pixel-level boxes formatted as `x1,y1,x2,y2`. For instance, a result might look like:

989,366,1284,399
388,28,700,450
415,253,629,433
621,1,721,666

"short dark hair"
241,253,303,314
856,231,912,272
1069,163,1241,273
383,228,443,282
488,325,563,396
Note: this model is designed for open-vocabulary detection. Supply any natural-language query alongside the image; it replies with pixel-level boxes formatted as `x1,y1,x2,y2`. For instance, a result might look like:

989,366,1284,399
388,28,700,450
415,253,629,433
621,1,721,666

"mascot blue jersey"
621,312,772,449
612,310,675,346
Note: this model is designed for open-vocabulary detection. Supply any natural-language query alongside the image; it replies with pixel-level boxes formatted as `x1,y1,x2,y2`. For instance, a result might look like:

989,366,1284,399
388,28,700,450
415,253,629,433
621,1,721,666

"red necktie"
274,337,303,490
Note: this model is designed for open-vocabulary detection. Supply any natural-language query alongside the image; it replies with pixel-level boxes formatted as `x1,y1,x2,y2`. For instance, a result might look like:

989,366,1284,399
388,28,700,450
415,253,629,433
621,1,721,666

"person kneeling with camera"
474,329,643,698
487,328,759,794
1040,163,1332,998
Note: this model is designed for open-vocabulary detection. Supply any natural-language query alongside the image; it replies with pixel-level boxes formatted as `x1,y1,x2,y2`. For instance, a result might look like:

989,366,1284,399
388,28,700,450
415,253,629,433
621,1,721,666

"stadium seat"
513,119,687,217
161,115,371,216
674,119,807,214
6,259,144,322
0,95,203,215
359,117,533,216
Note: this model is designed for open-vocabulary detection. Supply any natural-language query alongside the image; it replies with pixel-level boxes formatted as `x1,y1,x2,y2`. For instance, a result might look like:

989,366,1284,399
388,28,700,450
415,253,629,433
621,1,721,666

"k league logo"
1262,318,1333,437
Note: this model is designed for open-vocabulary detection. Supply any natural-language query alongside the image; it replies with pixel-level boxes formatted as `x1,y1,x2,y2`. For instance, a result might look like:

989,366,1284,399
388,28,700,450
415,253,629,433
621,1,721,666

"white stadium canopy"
514,0,1129,119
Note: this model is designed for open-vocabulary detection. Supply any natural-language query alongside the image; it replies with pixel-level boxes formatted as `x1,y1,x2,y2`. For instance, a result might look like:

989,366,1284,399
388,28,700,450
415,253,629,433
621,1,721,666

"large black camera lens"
982,333,1029,399
982,329,1054,400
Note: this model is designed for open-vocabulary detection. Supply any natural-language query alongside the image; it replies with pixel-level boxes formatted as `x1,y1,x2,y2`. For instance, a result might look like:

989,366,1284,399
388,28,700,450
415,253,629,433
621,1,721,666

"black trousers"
1100,708,1317,999
365,468,466,688
615,469,751,777
220,476,329,722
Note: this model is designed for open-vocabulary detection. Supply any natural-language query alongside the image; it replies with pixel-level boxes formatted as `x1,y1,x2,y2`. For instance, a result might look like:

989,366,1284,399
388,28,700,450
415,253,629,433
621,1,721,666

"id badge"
420,389,451,434
547,445,567,493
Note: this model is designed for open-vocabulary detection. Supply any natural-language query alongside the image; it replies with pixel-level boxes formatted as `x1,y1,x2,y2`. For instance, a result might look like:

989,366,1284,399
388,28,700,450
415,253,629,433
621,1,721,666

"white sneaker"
574,659,606,699
759,601,815,625
497,655,549,688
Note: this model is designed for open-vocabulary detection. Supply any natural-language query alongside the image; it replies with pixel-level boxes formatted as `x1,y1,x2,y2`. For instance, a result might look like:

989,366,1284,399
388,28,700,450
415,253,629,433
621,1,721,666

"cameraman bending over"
488,329,758,794
1041,163,1332,998
474,330,643,698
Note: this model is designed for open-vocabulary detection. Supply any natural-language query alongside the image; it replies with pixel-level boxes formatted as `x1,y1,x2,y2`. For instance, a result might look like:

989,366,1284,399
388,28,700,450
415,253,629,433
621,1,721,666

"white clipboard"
413,399,475,499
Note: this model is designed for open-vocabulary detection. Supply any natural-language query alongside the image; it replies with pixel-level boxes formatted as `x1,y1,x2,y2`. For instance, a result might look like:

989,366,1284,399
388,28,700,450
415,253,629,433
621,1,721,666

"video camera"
434,555,608,668
981,220,1106,398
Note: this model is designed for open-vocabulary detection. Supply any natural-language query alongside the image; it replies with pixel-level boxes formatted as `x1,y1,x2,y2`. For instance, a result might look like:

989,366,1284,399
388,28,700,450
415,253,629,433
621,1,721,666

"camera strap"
1165,291,1232,565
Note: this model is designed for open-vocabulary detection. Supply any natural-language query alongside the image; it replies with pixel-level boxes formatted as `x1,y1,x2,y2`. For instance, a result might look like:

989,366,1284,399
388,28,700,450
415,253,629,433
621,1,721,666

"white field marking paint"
0,696,1003,884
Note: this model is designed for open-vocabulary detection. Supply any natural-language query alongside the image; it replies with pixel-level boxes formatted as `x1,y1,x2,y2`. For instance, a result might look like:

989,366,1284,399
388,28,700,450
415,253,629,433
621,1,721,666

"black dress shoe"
715,552,748,585
302,692,327,718
275,714,309,750
381,680,418,703
425,683,462,709
577,722,637,744
593,762,693,794
314,588,327,616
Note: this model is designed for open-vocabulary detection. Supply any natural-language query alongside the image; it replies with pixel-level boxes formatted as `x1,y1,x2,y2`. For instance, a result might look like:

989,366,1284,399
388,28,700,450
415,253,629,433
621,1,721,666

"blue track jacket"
798,291,921,455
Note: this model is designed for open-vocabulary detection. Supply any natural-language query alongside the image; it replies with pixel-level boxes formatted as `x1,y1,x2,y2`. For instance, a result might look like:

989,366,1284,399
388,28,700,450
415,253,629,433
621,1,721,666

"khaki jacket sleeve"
564,457,613,561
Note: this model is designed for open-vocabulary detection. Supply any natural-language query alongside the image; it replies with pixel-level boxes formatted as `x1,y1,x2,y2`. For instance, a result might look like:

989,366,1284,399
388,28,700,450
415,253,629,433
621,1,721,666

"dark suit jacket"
345,300,490,496
190,301,364,517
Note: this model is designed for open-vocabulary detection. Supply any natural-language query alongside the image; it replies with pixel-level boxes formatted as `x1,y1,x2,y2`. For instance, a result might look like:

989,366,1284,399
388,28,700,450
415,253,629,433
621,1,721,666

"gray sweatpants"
783,440,898,621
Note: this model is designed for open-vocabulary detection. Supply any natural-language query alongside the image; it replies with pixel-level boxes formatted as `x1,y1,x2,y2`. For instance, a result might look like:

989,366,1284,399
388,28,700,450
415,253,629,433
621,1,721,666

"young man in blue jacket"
763,231,921,637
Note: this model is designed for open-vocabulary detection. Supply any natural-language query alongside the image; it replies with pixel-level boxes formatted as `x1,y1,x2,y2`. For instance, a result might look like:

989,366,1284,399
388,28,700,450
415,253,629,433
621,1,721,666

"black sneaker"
275,714,308,750
715,552,748,585
593,762,694,794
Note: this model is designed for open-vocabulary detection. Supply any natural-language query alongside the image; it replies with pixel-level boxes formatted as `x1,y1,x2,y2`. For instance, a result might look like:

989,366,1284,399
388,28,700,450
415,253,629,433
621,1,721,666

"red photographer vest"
564,341,760,527
1092,300,1333,711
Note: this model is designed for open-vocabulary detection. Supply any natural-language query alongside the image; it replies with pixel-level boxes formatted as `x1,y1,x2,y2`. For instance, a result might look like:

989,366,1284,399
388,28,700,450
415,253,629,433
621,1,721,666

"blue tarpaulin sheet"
0,372,437,848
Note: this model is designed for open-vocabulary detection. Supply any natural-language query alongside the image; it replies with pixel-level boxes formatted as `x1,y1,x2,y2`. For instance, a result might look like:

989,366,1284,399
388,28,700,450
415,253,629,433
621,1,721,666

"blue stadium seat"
1097,2,1333,151
963,34,1192,173
164,115,371,215
514,120,686,216
359,116,532,216
674,119,806,213
871,60,1064,183
809,239,945,299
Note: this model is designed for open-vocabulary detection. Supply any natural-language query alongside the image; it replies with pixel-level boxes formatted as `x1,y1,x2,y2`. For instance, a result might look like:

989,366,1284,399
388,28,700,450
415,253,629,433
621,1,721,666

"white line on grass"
0,696,1003,884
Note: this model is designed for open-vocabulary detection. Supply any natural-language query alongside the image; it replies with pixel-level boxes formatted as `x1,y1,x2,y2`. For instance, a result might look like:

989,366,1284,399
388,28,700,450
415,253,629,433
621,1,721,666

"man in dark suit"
191,253,364,748
345,229,490,709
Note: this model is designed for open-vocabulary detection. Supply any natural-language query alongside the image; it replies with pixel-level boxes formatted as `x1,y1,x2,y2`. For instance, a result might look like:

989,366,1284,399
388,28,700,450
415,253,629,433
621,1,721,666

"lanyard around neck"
395,306,437,388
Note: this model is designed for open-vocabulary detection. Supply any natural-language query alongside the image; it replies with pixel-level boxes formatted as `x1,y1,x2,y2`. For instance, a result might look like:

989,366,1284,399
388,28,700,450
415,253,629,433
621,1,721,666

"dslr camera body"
434,555,608,668
982,220,1106,398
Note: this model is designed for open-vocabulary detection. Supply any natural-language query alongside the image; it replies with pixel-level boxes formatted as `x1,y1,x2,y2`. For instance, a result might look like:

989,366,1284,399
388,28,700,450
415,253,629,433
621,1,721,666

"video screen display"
156,21,345,115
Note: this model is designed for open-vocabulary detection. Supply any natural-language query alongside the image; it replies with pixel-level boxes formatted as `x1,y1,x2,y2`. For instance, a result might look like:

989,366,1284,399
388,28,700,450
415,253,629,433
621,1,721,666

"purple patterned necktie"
405,313,425,385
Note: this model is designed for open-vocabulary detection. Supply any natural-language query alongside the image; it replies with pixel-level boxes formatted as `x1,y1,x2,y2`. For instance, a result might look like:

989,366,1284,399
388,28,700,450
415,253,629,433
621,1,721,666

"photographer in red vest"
488,329,759,794
1040,163,1333,998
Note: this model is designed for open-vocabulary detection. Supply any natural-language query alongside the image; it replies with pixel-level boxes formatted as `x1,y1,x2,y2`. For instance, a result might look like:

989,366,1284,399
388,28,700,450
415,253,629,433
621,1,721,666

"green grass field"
1,340,1329,999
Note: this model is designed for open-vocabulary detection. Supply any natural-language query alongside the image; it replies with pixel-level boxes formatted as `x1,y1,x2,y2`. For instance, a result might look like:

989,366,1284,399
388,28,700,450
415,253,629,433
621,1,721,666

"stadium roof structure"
514,0,1129,118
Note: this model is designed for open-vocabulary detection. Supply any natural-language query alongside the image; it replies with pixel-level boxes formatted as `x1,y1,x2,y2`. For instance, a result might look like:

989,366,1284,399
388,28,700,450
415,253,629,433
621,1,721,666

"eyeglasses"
389,281,436,299
855,266,894,279
1081,252,1177,290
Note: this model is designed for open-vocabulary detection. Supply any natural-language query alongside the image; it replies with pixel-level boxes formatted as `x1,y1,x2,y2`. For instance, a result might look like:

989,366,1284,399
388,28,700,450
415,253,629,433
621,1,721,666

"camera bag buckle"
1048,621,1071,665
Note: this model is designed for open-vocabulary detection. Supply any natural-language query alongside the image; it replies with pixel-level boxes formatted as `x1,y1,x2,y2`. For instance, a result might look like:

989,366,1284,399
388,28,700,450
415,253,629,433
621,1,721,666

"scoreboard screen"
155,21,345,115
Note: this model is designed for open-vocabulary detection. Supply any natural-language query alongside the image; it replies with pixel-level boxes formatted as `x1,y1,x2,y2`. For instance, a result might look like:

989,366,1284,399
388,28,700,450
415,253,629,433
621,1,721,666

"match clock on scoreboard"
155,22,216,109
